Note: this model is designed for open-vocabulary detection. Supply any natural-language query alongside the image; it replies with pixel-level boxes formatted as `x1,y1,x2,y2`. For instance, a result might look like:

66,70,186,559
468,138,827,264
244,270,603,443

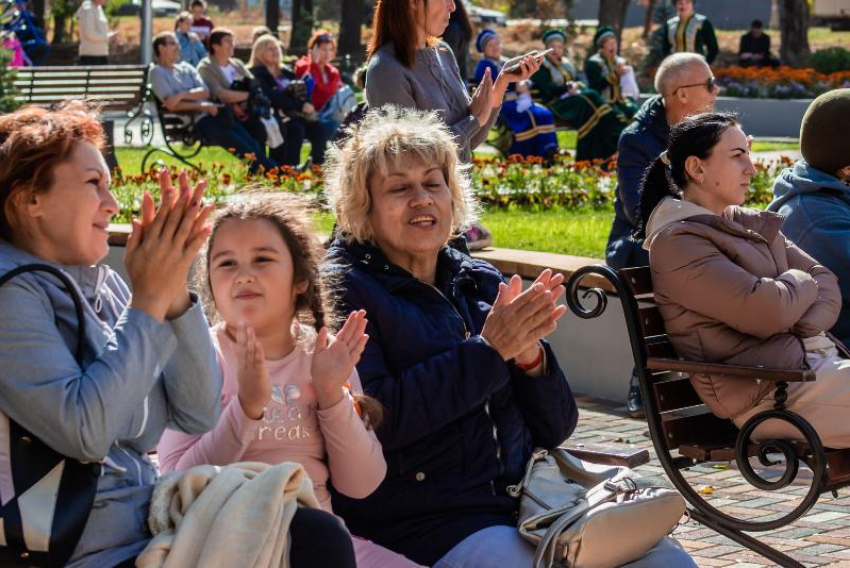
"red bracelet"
514,345,544,372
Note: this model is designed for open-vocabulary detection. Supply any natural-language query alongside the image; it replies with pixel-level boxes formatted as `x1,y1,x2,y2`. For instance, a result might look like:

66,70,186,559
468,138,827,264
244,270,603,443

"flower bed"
111,153,793,222
714,66,850,99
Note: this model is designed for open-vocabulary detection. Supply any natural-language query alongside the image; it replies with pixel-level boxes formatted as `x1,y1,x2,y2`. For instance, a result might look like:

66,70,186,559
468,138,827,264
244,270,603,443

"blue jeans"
432,525,696,568
196,114,277,173
271,117,328,166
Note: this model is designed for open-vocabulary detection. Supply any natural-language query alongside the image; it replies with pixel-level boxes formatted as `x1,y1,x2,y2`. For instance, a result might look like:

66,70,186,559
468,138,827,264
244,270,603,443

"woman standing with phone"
364,0,540,164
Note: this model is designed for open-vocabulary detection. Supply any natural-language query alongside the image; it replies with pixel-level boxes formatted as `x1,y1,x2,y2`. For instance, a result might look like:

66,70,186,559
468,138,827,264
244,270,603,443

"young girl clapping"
157,196,422,567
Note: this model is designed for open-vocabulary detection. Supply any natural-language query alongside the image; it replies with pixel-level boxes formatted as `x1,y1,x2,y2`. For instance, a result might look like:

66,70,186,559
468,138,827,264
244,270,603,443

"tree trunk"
265,0,279,40
598,0,631,44
510,0,537,18
779,0,811,67
643,0,657,38
289,0,313,56
52,14,66,45
338,0,365,59
32,0,46,26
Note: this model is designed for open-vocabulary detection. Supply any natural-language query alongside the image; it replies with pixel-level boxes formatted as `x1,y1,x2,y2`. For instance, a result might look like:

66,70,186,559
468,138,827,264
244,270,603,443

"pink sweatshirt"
157,326,387,512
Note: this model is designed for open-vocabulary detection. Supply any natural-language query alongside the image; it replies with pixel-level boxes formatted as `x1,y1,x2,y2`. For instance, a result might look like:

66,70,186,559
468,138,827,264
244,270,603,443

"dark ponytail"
634,157,679,239
633,112,740,240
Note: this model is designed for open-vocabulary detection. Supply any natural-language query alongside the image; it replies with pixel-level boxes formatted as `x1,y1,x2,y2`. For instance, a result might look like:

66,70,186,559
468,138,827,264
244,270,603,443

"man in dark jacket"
739,19,780,68
769,89,850,348
606,52,717,416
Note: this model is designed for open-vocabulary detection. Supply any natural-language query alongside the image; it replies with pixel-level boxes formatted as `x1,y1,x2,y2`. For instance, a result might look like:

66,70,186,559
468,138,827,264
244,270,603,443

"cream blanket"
136,462,321,568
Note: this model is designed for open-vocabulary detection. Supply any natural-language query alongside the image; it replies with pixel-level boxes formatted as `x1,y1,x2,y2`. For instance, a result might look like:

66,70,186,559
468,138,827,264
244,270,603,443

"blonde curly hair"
323,105,479,245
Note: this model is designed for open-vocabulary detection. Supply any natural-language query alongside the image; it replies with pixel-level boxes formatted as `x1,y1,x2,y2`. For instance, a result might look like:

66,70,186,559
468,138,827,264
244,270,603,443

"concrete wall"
543,285,634,403
570,0,772,30
638,94,810,138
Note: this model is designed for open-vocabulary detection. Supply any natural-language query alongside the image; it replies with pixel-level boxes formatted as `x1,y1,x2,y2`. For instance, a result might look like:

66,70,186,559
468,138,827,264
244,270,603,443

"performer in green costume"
531,29,627,162
662,0,719,64
584,26,638,121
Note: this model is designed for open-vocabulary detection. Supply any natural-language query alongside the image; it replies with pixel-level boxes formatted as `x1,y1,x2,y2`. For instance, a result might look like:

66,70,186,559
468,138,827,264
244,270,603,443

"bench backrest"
618,266,738,459
13,65,149,112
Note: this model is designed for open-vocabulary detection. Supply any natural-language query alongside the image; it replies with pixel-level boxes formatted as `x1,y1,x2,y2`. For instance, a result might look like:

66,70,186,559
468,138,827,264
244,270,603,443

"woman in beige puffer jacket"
636,112,850,448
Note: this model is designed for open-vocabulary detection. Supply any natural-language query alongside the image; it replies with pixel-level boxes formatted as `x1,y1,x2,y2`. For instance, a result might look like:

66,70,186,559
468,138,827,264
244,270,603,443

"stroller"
0,0,49,66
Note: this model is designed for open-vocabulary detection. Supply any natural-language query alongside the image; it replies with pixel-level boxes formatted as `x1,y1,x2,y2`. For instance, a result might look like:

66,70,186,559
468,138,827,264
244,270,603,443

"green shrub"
0,47,18,114
809,47,850,74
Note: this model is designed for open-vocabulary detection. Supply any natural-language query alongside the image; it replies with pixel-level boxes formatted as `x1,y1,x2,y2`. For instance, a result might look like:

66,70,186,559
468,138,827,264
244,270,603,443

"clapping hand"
125,168,214,322
470,66,494,127
235,321,272,421
311,310,369,410
481,269,567,363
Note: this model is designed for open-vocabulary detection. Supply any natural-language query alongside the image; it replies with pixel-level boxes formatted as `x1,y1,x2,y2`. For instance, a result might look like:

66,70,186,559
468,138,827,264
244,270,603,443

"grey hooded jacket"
769,161,850,347
0,240,221,567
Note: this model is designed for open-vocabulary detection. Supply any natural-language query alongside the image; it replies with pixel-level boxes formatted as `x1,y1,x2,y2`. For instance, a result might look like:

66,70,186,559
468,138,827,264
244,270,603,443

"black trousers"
79,55,109,65
112,507,355,568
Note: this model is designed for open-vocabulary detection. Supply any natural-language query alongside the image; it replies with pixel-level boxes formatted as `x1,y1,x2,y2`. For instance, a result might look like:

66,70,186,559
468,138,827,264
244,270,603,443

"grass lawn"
480,205,613,258
115,145,310,174
314,206,614,259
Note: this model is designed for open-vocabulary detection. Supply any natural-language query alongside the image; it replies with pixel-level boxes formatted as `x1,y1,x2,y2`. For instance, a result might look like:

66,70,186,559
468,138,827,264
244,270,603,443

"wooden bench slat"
645,339,678,359
653,374,702,412
13,65,148,114
620,266,653,298
638,306,666,337
662,410,738,453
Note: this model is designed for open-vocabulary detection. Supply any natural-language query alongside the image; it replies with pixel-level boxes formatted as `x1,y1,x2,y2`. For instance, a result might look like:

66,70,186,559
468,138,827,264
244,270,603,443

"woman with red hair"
0,102,357,568
295,30,341,114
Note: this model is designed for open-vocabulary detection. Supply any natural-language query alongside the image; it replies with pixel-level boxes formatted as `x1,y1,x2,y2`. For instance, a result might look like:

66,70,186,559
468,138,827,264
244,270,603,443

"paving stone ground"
572,395,850,567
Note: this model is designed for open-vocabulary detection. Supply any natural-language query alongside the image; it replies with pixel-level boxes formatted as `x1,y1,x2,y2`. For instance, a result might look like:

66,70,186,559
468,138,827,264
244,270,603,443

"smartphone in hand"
502,48,554,75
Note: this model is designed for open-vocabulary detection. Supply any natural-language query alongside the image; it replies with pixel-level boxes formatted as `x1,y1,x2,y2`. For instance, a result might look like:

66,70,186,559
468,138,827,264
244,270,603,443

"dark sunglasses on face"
673,76,716,94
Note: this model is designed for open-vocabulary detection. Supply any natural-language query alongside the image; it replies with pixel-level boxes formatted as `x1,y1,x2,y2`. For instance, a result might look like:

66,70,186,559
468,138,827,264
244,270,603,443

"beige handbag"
508,448,686,568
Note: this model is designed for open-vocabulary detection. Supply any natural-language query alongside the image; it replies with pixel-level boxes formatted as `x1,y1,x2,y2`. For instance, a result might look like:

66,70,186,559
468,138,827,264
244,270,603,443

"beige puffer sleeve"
651,229,819,339
784,235,841,337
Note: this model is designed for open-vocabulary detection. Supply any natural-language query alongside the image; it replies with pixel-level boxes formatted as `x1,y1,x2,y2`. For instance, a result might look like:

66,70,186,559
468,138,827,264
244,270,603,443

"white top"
76,0,109,57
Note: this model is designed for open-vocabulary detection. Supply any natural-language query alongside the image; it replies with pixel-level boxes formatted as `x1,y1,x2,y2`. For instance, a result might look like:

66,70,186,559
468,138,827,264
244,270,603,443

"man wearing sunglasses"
605,52,718,417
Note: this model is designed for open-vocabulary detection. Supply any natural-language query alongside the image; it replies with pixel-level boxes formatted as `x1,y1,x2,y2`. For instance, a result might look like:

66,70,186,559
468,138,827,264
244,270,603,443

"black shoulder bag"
0,264,102,568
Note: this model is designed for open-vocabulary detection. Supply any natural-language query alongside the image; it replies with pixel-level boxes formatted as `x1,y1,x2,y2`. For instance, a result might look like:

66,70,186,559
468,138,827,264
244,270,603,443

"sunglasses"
673,76,716,94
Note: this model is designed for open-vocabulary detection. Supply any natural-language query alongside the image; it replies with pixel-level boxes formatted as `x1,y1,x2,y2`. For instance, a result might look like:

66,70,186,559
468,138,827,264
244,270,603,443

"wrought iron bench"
566,264,850,568
140,94,209,173
12,65,153,152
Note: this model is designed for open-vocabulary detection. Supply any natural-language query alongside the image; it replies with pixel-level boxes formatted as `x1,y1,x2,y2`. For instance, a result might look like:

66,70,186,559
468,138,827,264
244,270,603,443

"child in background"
157,196,423,568
189,0,214,45
1,31,26,67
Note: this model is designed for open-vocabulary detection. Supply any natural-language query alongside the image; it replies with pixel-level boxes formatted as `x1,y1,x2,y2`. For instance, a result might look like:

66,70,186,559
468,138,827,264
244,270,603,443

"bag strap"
0,263,95,568
0,264,87,364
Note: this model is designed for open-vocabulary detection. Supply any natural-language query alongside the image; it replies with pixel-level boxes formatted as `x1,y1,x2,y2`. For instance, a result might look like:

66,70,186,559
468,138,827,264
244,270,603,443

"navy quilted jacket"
323,238,578,566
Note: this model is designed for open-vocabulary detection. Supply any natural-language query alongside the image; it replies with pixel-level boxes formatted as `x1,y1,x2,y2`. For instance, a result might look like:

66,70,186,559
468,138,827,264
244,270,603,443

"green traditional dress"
531,56,624,162
662,13,719,64
584,51,638,121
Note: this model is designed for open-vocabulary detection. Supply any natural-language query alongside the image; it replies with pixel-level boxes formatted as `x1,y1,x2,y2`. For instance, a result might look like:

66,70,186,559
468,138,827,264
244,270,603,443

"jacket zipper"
423,282,502,495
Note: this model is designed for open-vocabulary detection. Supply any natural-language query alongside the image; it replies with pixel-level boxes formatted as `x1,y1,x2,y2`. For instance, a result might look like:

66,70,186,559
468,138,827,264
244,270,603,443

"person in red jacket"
294,30,340,162
295,30,341,113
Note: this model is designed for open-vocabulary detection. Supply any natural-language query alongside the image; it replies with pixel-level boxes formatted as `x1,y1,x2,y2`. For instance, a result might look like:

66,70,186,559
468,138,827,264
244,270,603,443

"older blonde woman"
322,106,698,568
321,105,572,566
248,34,327,166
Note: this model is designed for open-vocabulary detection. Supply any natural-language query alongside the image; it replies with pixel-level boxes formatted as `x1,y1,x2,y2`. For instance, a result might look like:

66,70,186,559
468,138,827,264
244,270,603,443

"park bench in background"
140,95,208,173
12,65,153,168
566,264,850,568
